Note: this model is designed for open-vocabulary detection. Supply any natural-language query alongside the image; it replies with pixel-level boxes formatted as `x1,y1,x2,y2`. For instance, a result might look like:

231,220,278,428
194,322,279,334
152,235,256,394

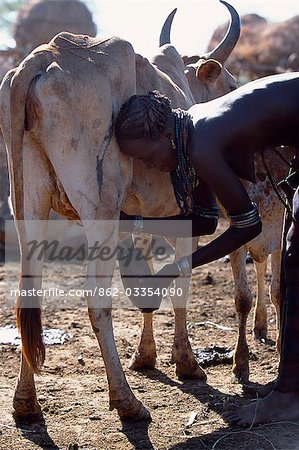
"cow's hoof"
128,351,156,371
254,329,276,346
253,327,267,341
231,365,249,384
176,361,207,381
13,410,43,424
118,402,152,422
13,397,42,423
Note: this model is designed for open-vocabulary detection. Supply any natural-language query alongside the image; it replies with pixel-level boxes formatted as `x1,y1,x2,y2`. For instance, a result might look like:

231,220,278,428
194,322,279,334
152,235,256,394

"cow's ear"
196,59,222,83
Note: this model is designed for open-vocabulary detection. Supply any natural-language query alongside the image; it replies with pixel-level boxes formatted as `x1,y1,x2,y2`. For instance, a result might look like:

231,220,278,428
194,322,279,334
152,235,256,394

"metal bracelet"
176,256,191,276
193,205,220,219
229,202,261,229
132,215,144,236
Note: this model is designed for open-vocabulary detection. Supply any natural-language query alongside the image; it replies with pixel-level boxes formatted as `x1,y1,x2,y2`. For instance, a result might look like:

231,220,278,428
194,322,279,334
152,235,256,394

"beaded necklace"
170,109,200,215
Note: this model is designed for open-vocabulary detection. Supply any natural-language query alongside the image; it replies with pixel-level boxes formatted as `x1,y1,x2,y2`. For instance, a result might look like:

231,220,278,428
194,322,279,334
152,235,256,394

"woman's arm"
119,211,217,237
191,216,261,268
159,155,262,277
119,181,219,237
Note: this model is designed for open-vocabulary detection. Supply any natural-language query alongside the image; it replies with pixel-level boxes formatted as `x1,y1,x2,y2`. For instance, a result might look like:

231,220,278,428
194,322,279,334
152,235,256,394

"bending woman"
115,72,299,426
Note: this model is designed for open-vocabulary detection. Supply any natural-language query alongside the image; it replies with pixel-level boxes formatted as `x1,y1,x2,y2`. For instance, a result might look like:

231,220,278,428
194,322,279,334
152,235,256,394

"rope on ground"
211,430,277,450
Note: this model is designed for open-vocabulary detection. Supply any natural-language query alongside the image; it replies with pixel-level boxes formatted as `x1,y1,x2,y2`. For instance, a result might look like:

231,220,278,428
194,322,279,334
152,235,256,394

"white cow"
0,2,242,421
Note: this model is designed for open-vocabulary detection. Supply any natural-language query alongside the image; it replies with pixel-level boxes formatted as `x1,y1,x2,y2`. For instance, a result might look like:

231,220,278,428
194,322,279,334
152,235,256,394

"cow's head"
160,0,240,102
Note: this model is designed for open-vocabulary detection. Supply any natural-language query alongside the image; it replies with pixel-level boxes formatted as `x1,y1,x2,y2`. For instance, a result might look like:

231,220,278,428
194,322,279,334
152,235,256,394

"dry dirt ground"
1,221,299,449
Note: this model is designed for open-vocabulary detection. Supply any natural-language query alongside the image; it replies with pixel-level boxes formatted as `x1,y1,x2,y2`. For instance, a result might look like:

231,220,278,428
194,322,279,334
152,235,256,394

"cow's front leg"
84,221,150,420
129,312,157,370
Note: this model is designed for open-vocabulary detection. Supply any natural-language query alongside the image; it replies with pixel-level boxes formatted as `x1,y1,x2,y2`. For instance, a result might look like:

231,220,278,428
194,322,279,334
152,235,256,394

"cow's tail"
10,48,54,374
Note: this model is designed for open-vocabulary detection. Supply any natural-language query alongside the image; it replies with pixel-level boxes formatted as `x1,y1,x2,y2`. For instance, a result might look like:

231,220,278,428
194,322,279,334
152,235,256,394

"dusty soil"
1,221,299,449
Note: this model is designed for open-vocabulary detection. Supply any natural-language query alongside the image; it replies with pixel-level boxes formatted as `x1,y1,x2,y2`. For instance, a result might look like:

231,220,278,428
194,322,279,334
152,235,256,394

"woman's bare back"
188,72,299,187
190,72,299,156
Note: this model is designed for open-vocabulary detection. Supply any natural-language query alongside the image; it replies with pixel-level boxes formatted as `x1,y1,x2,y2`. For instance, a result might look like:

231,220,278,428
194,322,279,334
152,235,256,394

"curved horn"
207,0,240,64
159,8,177,47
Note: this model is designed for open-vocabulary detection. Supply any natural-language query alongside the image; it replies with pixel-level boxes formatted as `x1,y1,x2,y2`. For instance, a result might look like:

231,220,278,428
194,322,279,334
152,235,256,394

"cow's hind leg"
83,220,150,420
13,355,42,422
5,134,53,422
46,177,150,419
56,157,150,418
12,141,51,421
230,247,253,383
13,217,49,422
0,73,47,422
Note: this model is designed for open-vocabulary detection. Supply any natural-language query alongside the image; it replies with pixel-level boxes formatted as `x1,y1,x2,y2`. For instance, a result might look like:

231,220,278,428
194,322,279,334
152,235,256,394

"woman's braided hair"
115,90,172,142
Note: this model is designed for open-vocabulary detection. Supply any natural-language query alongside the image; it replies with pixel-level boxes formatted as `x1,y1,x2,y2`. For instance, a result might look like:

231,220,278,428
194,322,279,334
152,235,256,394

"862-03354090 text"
9,286,184,298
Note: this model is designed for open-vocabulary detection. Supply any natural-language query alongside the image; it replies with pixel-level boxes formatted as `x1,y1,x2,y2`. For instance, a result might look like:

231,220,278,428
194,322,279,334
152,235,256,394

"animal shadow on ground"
168,423,299,450
143,368,242,415
14,415,59,449
120,420,154,450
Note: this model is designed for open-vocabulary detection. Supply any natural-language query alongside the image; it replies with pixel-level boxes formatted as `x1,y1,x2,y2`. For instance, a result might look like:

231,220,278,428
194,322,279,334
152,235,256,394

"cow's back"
1,33,137,221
